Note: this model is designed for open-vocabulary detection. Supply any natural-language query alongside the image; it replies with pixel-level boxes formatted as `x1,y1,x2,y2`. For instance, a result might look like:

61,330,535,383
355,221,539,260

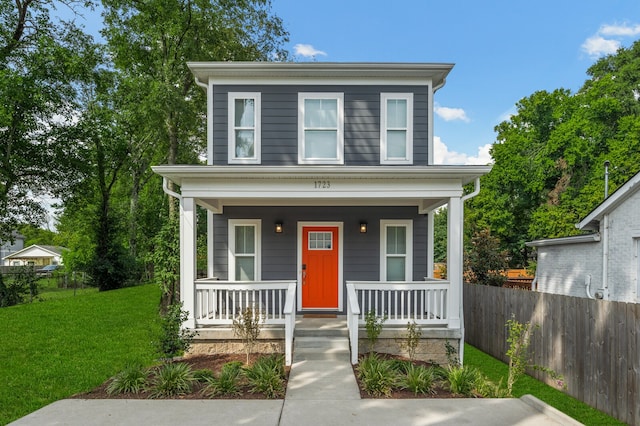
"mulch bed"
73,354,288,400
75,352,472,400
353,352,470,399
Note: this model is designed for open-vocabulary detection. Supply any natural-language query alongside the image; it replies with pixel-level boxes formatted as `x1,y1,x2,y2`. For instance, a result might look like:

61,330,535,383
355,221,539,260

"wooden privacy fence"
464,283,640,426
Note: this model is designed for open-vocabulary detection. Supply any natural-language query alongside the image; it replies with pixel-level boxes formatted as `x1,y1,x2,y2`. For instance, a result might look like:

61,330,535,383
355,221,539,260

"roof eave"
187,62,454,87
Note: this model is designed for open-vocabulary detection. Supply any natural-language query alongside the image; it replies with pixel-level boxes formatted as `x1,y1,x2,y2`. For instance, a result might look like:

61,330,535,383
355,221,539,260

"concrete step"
294,327,348,337
294,316,348,338
293,336,350,361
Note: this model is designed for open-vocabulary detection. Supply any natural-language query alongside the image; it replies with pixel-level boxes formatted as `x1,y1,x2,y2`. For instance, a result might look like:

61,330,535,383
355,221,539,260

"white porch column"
447,196,462,329
207,211,215,278
427,212,435,277
180,197,197,329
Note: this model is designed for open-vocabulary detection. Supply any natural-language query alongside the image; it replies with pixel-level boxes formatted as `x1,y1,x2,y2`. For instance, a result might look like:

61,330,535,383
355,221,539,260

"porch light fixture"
275,222,283,233
359,222,367,233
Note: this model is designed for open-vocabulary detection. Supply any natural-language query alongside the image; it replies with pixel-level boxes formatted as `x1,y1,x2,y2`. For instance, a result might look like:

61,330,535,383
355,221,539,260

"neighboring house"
152,62,491,365
2,245,67,267
0,232,25,266
527,170,640,302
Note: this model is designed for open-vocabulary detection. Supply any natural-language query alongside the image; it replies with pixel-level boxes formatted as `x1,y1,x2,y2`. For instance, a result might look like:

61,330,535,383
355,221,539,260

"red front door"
302,226,339,309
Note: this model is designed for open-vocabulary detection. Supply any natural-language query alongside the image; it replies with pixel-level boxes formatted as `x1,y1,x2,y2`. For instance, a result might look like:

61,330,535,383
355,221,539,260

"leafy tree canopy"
0,0,100,242
467,40,640,266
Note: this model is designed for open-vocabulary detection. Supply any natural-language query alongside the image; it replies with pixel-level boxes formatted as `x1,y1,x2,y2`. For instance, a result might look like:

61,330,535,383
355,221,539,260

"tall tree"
467,40,640,266
0,0,98,242
99,0,289,302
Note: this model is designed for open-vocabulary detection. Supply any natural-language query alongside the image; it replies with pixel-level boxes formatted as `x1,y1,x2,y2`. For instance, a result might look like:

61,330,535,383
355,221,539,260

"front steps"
285,316,360,400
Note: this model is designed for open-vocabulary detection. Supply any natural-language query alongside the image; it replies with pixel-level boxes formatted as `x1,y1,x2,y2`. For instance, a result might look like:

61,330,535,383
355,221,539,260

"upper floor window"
298,93,344,164
380,93,413,164
380,220,413,281
228,92,261,164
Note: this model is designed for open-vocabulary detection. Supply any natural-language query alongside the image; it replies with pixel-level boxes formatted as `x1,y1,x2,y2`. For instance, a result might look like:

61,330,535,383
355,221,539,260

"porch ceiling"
152,165,492,213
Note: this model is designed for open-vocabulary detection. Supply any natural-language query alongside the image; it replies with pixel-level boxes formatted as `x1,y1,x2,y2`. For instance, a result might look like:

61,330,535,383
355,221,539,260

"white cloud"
433,136,493,165
581,36,620,58
434,104,470,122
599,23,640,37
582,23,640,58
293,44,327,58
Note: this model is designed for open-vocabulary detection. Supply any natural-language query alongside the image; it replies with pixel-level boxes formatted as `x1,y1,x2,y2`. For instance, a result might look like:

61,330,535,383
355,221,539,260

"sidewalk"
10,335,582,425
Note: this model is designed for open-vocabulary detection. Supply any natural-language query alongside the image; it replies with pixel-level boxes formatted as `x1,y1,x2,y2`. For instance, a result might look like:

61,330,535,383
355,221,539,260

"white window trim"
228,219,261,281
380,93,413,165
298,92,344,165
228,92,261,164
380,219,413,281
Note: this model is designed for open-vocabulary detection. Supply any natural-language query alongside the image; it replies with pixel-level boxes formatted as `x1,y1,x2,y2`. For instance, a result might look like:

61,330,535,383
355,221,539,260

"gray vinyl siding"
213,85,430,166
212,206,428,290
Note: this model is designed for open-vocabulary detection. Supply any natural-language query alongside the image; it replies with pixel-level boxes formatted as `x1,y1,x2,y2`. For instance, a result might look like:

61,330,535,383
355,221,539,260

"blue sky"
62,0,640,165
270,0,640,164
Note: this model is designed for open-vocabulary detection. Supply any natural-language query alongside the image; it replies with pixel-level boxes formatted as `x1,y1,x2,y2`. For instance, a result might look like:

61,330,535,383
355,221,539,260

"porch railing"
194,280,297,365
346,280,450,364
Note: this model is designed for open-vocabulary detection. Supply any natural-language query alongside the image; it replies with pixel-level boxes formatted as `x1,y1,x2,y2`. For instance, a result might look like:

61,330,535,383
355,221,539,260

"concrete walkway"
11,324,582,426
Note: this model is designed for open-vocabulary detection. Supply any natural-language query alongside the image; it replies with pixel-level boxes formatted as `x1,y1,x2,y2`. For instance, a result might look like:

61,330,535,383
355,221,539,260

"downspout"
194,76,207,91
162,177,181,201
530,270,538,291
585,274,595,299
458,177,481,365
601,214,610,299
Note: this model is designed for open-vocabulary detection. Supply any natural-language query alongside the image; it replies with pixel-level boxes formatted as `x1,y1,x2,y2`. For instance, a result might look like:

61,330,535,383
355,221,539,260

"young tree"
465,228,508,287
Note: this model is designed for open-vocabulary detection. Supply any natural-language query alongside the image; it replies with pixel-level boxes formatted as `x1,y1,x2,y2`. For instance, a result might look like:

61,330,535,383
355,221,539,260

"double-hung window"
380,220,413,281
298,93,344,164
228,92,261,164
229,219,261,281
380,93,413,164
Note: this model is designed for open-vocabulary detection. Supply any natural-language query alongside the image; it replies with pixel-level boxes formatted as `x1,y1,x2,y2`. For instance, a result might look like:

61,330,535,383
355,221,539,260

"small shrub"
402,364,437,396
364,310,386,352
505,315,565,396
387,359,413,375
202,361,243,397
356,353,398,397
232,307,264,365
106,363,148,395
156,302,196,359
149,362,195,398
401,321,422,360
446,365,479,396
476,376,509,398
243,356,285,398
193,369,215,383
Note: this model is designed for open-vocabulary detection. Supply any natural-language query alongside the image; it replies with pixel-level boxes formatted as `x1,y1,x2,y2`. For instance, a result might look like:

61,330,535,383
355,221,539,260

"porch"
189,279,460,366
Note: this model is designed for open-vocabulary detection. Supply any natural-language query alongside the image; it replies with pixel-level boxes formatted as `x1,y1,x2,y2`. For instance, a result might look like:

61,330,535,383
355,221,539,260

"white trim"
526,233,601,247
635,236,640,302
380,220,413,281
228,92,261,164
380,93,413,165
228,219,262,281
297,221,344,311
298,93,344,165
577,171,640,230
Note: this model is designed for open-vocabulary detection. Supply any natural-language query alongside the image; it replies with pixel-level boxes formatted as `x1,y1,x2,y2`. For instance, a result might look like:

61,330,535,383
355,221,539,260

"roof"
525,233,601,248
2,244,68,260
577,170,640,231
187,62,454,89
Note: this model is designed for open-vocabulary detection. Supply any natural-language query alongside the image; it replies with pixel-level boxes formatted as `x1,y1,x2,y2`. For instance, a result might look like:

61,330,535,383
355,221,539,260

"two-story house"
153,62,491,365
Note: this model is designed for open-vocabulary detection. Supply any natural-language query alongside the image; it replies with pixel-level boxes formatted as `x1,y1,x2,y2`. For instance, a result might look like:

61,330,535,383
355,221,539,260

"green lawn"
0,284,161,425
464,344,624,425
